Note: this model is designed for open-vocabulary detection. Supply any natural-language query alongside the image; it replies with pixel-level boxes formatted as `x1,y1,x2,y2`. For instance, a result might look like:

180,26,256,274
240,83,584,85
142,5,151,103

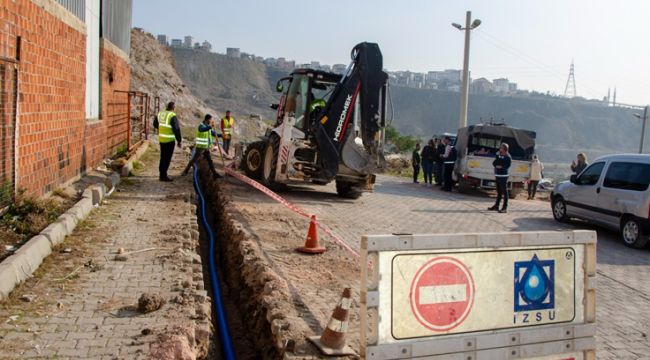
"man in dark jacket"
412,143,421,183
154,102,182,182
435,138,445,185
420,139,436,186
488,143,512,213
441,136,457,191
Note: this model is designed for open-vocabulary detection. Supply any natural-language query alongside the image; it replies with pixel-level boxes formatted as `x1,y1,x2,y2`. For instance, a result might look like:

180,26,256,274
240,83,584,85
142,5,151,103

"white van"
551,154,650,248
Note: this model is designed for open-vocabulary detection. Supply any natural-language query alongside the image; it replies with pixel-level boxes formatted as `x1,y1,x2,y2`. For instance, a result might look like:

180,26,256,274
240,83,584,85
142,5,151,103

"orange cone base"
308,336,356,356
296,245,326,254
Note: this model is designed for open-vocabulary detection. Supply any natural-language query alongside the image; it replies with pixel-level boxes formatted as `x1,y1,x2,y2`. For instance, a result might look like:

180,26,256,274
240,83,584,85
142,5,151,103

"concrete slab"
67,198,93,221
0,263,20,299
57,214,77,234
92,183,106,204
105,174,120,190
14,235,52,274
2,253,34,283
40,221,67,246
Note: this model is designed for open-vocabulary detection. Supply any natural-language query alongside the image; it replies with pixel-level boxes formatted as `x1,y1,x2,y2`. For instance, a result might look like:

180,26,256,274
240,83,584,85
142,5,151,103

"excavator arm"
310,42,388,181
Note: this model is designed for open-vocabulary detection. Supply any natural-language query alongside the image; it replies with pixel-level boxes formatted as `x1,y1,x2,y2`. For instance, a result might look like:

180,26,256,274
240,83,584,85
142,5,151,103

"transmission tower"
564,60,577,98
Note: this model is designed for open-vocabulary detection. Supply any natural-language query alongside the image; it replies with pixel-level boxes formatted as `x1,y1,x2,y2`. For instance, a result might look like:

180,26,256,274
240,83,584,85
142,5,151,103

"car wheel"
552,197,569,223
621,217,648,249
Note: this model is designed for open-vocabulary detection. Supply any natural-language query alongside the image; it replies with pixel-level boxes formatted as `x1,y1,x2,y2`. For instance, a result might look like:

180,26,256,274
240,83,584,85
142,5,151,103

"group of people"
412,136,456,191
411,138,548,213
153,101,235,182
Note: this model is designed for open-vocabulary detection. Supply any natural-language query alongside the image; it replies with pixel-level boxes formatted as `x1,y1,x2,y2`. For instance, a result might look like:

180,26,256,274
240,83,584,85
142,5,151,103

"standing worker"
221,110,234,155
435,138,445,186
440,136,457,191
412,143,422,184
182,114,223,180
420,139,436,187
488,143,512,213
528,154,544,200
154,102,182,182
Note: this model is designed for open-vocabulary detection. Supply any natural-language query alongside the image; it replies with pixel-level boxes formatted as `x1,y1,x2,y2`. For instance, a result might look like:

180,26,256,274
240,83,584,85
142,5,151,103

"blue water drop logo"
524,264,544,301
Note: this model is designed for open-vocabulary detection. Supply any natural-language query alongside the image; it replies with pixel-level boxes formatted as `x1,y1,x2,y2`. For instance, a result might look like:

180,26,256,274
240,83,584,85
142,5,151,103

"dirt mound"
138,293,167,313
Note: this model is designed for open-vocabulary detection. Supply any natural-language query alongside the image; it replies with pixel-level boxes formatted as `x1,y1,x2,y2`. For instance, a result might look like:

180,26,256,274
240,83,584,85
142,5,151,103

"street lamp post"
452,11,481,129
634,105,649,154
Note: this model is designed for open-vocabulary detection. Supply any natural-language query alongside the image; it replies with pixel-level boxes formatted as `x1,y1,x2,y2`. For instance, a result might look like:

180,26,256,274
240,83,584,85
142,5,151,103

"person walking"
488,143,512,213
435,138,445,186
420,139,436,186
570,153,588,174
220,110,234,155
441,136,457,191
182,114,223,180
528,154,544,200
154,102,182,182
412,143,422,184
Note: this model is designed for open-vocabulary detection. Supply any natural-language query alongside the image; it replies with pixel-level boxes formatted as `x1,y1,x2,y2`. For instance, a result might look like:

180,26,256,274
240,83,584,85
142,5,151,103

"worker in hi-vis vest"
182,114,222,180
153,101,182,182
220,110,234,155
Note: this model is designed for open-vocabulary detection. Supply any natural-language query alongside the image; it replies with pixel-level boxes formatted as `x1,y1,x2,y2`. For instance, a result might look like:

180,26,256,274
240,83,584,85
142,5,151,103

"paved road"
272,175,650,359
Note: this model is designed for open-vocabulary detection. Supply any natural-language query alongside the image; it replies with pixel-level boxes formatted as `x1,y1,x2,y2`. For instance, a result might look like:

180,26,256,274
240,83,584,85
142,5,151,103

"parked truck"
453,121,537,198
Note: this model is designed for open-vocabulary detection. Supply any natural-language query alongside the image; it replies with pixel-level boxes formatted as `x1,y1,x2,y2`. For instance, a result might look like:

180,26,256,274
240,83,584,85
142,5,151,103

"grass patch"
51,188,69,199
2,188,72,242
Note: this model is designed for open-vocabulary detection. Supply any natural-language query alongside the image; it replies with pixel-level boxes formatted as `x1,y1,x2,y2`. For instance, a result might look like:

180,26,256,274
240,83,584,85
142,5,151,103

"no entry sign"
409,257,475,331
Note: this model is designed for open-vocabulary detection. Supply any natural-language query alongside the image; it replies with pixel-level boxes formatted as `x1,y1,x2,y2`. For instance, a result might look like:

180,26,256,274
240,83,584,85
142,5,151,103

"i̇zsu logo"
513,254,556,324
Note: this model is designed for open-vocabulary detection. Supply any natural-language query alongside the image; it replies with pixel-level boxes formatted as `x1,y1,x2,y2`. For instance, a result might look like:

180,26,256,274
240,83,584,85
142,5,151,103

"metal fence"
55,0,86,22
110,90,150,152
101,0,133,56
0,60,17,209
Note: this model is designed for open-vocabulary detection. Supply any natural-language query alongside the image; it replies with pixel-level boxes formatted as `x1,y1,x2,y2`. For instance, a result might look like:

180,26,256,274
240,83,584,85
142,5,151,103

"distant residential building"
428,69,462,83
201,41,212,52
470,78,493,93
227,48,241,57
426,82,439,90
265,57,277,66
311,61,321,69
277,58,286,68
332,64,347,73
171,39,183,47
157,34,169,46
321,64,331,71
448,84,460,92
508,83,518,92
285,60,296,69
184,36,194,48
493,78,509,93
255,56,264,62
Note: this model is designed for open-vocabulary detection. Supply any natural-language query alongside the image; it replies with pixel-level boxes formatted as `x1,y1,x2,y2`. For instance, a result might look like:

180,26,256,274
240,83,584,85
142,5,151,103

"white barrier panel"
361,230,597,360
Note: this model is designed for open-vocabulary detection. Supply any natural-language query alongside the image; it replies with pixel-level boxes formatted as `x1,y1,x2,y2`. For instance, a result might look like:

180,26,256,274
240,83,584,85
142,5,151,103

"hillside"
167,47,643,166
129,30,268,141
171,48,287,121
389,86,640,163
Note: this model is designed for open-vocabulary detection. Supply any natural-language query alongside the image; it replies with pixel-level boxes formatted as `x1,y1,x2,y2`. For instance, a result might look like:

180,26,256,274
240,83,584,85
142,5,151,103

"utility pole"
452,12,481,129
636,106,649,154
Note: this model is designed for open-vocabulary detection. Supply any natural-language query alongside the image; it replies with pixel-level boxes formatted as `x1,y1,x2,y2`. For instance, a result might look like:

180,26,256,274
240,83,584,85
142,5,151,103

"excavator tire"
262,134,285,191
336,180,363,199
241,141,265,179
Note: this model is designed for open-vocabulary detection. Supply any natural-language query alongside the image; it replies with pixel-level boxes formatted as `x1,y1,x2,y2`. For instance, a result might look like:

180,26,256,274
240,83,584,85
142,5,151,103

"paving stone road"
260,175,650,359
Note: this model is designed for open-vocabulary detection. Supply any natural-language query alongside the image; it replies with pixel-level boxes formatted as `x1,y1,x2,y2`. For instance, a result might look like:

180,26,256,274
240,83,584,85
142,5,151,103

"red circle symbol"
410,256,475,331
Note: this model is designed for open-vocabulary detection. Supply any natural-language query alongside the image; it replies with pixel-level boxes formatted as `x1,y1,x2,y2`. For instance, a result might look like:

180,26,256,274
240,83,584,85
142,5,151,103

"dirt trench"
193,158,288,360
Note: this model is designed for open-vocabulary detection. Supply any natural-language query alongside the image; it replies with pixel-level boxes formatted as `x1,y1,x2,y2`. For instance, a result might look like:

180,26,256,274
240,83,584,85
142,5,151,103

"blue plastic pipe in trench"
192,157,236,360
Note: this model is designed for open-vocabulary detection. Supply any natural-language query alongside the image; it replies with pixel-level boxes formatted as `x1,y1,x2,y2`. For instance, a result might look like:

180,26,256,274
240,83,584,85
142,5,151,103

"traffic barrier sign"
360,230,597,360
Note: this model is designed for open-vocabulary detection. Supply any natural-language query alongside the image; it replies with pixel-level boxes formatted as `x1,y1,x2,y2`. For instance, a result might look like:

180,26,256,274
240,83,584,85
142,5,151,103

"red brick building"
0,0,133,205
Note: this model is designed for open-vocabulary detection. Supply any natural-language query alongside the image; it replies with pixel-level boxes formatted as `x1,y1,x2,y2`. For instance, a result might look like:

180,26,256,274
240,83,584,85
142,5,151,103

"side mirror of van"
276,81,284,93
570,174,578,184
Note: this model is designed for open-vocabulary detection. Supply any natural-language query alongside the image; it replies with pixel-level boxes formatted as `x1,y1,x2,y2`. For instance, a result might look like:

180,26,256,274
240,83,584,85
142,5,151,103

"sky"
133,0,650,106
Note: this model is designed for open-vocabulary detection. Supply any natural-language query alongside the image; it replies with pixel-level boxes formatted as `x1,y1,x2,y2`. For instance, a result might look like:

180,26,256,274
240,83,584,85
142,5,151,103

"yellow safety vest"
157,110,176,143
195,125,212,149
222,117,234,138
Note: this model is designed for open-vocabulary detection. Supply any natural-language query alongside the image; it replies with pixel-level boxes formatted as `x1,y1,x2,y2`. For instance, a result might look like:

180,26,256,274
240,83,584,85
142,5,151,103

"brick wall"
0,0,130,198
100,44,130,154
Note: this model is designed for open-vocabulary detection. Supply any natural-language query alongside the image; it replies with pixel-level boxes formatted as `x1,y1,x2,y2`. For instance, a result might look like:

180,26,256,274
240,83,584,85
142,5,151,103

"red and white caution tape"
224,161,364,263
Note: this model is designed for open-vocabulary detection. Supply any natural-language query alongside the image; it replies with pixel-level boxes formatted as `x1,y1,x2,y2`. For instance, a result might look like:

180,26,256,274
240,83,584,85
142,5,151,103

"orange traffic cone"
297,215,326,254
308,287,356,356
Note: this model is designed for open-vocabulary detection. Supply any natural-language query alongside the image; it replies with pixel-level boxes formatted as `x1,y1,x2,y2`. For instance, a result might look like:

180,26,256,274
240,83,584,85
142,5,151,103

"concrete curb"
121,140,150,177
0,182,112,299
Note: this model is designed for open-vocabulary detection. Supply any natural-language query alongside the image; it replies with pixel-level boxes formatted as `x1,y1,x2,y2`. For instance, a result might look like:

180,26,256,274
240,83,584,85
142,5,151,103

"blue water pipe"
192,158,236,360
